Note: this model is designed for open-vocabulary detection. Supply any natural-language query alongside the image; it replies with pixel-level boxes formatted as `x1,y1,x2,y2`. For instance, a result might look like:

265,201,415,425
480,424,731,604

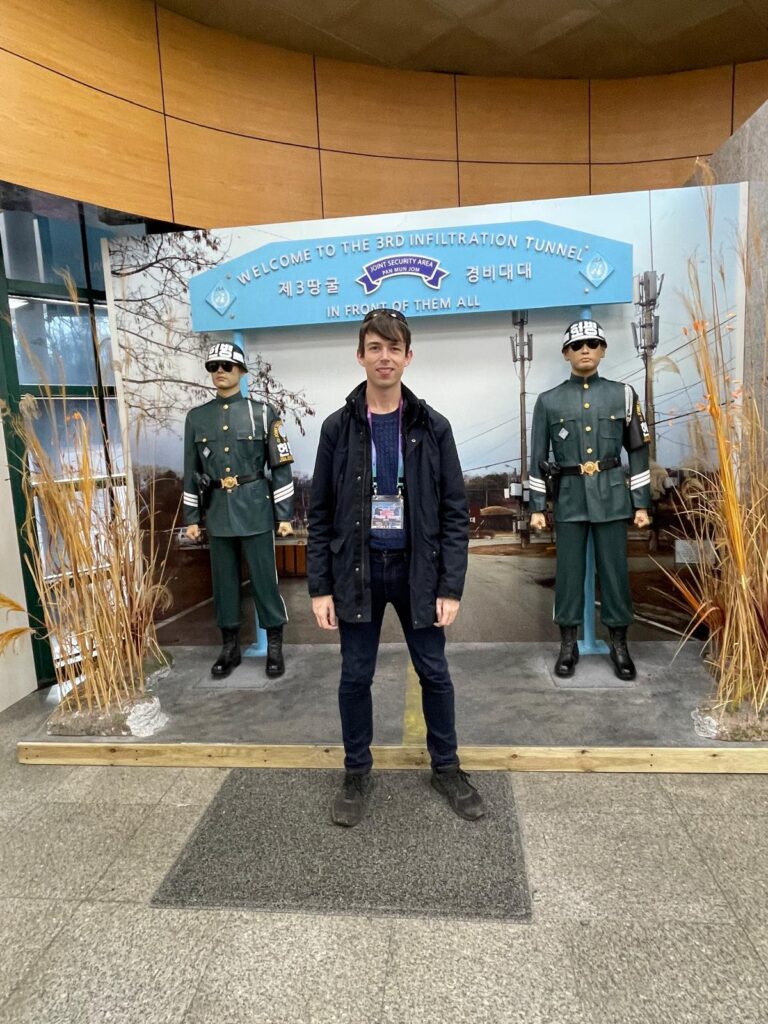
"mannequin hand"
634,509,650,529
530,512,547,531
312,595,337,630
185,524,201,541
276,521,294,537
435,598,460,627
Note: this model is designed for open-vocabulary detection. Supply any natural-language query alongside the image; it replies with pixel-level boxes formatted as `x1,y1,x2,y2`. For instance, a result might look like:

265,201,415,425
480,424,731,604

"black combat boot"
554,625,579,677
609,626,636,681
265,626,285,678
211,627,241,678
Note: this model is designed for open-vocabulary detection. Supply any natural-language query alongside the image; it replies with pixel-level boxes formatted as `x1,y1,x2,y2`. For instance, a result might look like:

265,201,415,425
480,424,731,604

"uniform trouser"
337,550,459,775
554,519,633,628
208,532,288,631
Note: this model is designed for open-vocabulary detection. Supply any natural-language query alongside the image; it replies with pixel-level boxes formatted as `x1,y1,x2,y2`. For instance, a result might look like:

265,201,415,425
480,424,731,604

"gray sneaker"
431,767,486,821
331,772,372,827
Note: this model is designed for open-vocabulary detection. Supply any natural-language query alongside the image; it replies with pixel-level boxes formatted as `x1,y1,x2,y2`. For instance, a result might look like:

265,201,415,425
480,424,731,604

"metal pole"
644,350,657,462
511,311,531,545
633,271,662,462
581,532,609,655
518,319,527,488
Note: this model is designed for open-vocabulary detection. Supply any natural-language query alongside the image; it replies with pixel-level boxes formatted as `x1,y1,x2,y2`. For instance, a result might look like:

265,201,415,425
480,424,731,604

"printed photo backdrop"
105,184,746,644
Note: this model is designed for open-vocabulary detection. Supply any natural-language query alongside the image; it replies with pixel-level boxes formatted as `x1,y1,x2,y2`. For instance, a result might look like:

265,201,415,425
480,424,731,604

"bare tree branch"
109,230,315,437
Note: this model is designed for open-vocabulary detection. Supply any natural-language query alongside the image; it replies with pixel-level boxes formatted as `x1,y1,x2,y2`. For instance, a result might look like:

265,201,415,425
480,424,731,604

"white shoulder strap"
624,384,633,425
247,399,255,435
262,404,268,434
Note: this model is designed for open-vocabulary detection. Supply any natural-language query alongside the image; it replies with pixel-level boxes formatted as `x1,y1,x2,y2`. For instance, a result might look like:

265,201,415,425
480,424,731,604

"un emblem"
205,283,236,316
580,253,614,289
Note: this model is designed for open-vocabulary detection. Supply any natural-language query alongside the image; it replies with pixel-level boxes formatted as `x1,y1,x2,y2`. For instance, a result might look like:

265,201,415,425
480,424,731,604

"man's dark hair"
357,309,411,356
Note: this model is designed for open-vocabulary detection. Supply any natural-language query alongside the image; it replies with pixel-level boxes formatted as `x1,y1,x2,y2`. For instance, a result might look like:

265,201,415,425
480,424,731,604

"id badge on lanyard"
371,493,405,530
369,402,405,530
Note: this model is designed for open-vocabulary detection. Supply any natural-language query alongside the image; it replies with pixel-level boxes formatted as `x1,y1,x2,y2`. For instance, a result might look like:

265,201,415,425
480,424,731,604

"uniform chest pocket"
236,430,262,471
194,430,216,460
598,416,623,441
550,418,578,459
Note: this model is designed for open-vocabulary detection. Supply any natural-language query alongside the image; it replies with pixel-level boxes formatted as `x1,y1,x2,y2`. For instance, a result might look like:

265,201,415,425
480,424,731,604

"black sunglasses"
206,361,235,373
362,308,409,326
565,339,604,352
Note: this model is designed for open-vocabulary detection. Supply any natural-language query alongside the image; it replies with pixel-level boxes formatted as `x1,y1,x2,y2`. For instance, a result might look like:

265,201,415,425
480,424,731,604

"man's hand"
530,512,547,531
312,595,338,630
276,521,294,537
185,524,201,541
435,597,460,627
634,509,650,529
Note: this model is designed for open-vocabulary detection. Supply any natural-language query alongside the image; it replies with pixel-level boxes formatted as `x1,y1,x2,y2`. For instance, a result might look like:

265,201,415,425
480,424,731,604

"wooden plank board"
16,742,768,773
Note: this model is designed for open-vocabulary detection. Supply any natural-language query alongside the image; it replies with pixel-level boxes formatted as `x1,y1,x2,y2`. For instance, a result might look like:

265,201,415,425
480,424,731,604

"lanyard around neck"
367,400,404,495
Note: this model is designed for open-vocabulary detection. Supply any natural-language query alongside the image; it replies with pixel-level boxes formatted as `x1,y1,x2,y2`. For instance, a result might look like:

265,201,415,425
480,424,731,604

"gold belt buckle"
580,461,600,476
220,475,239,491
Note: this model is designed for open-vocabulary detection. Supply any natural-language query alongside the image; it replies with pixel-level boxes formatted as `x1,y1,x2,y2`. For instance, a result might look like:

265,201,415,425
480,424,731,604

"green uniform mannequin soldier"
528,319,651,680
183,341,295,678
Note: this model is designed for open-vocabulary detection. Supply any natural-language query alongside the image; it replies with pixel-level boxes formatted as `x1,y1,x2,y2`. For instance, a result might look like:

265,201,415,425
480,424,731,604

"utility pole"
631,271,663,461
510,311,533,543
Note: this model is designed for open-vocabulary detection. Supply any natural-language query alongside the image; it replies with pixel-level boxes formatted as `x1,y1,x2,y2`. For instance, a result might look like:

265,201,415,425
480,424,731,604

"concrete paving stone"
0,899,70,1004
0,902,223,1024
568,920,768,1024
185,911,391,1024
50,765,181,804
0,801,150,900
512,772,672,817
0,792,39,833
741,919,768,968
681,815,768,918
160,767,230,806
0,762,78,802
521,807,734,923
382,916,590,1024
89,804,207,904
657,773,768,817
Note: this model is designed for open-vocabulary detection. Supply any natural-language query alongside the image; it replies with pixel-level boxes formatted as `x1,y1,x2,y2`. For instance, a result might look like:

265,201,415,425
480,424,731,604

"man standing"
183,341,295,679
528,319,651,680
308,309,485,827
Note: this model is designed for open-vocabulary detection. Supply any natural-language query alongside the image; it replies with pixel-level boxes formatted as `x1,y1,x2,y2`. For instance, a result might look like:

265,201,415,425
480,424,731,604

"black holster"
539,460,562,502
195,472,212,515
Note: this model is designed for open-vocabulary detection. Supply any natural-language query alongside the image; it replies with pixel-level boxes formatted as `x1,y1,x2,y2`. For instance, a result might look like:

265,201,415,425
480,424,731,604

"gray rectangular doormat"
152,769,531,921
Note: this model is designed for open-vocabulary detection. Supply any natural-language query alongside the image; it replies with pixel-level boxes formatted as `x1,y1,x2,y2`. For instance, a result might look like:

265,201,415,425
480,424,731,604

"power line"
456,414,519,447
607,312,737,376
462,456,522,472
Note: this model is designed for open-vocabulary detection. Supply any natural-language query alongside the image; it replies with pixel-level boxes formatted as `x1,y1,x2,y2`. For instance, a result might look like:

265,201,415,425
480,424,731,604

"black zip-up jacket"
307,381,468,628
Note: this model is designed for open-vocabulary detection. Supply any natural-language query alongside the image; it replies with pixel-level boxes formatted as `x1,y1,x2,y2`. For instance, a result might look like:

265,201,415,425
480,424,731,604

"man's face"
209,361,245,393
563,339,606,376
357,330,412,388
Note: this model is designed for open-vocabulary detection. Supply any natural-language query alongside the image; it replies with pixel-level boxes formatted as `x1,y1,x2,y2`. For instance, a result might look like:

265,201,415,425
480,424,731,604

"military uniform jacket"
182,392,294,537
528,371,651,522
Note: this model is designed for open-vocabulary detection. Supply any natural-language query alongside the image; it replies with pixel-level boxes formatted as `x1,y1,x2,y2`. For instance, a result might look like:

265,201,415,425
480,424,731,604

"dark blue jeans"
337,550,459,774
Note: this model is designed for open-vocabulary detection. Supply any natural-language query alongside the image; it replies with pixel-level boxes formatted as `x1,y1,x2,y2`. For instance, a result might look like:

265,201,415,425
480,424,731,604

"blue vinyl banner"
189,220,633,332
